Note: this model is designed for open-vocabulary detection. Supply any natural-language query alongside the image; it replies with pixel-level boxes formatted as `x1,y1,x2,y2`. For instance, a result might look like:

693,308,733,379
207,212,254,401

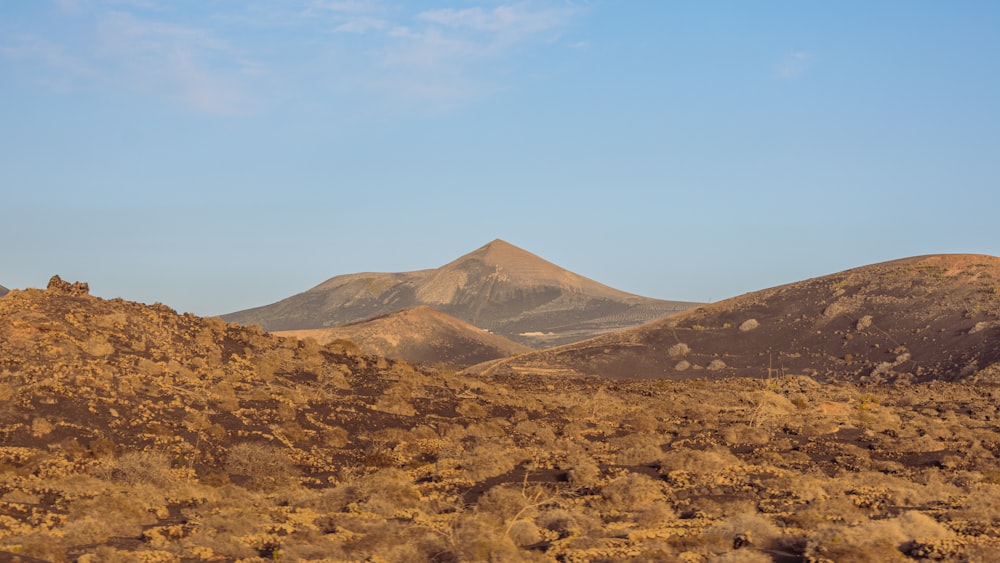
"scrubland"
2,281,1000,561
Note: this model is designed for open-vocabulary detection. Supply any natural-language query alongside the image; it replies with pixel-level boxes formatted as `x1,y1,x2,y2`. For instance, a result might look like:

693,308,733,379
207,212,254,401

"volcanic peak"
222,240,698,347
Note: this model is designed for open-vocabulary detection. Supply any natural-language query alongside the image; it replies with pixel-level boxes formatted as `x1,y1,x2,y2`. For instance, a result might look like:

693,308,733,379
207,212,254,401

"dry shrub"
709,510,781,551
707,359,727,371
2,533,69,562
456,400,488,418
803,511,953,562
225,442,297,489
63,491,158,546
738,319,759,332
668,343,691,358
712,549,773,562
659,445,740,475
90,450,172,487
721,424,772,446
634,501,676,527
507,520,543,547
601,471,665,510
537,507,602,540
324,426,350,447
460,444,523,481
613,434,665,466
626,411,661,432
82,335,115,357
514,419,557,447
78,546,180,562
358,468,422,515
347,521,449,563
950,482,1000,524
477,483,548,523
373,382,416,416
561,450,601,489
451,517,525,563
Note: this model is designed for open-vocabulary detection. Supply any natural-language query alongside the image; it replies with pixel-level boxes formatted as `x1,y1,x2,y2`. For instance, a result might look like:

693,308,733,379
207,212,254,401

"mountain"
0,284,7,297
475,254,1000,383
273,305,532,367
223,239,698,347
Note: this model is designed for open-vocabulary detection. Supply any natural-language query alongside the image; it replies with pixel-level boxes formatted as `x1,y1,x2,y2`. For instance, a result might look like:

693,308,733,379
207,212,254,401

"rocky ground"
0,278,999,561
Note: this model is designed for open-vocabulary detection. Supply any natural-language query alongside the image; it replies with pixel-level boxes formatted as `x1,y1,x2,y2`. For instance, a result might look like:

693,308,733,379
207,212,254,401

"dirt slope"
477,254,1000,383
223,239,698,347
274,306,532,368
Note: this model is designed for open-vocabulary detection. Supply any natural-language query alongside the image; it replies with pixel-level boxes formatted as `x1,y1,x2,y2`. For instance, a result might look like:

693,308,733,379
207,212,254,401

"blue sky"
2,1,999,315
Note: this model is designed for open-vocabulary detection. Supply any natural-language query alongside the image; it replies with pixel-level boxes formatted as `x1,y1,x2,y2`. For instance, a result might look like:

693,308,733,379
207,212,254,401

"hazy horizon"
3,1,998,316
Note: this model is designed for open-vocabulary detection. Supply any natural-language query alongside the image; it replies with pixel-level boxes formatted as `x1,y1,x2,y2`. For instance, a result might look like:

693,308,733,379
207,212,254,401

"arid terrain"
274,306,532,369
2,256,1000,561
222,240,698,348
479,254,1000,384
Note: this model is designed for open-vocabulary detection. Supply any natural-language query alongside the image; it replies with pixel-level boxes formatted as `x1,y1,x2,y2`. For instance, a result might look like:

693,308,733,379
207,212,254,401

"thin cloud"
308,0,381,14
777,51,815,79
334,16,388,33
5,1,588,116
94,11,260,114
0,35,95,86
418,3,576,35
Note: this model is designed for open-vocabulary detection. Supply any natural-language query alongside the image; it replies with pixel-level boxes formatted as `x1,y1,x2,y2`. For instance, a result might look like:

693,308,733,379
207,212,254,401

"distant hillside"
0,284,7,297
224,239,698,347
274,306,532,368
477,254,1000,383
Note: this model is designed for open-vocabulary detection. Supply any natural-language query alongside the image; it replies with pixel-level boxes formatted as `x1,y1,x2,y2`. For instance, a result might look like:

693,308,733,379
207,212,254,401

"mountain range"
476,254,1000,384
223,239,699,348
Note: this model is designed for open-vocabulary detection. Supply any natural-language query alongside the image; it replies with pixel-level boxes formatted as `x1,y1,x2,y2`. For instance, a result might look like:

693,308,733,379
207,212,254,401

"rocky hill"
274,306,532,368
222,239,698,347
477,254,1000,383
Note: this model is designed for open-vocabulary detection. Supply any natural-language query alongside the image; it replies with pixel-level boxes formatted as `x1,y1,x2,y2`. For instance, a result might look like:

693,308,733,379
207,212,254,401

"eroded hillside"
482,254,1000,383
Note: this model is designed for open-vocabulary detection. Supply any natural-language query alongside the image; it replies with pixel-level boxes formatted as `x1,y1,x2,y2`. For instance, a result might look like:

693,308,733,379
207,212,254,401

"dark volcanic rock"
478,254,1000,383
223,239,699,347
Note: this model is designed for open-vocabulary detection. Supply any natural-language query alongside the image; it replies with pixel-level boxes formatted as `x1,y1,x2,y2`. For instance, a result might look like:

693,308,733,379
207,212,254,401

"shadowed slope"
274,306,533,368
223,239,698,347
0,285,7,297
477,254,1000,383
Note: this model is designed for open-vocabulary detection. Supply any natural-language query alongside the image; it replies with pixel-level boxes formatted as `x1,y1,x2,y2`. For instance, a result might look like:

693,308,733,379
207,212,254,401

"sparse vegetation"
3,270,1000,560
